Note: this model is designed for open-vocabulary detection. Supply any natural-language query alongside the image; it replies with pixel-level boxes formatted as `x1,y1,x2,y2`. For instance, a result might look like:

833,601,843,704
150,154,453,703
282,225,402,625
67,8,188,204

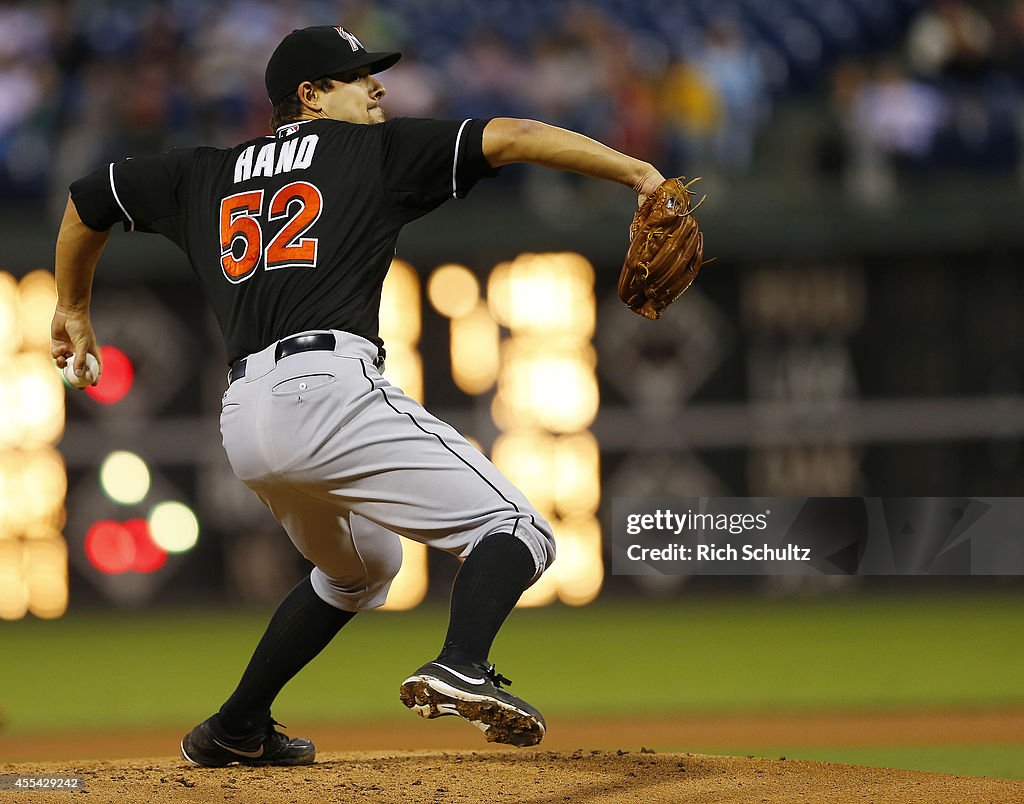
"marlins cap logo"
334,26,364,52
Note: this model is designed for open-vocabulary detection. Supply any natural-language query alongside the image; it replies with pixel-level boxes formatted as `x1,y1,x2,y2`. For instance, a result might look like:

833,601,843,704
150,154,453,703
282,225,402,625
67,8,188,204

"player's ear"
297,81,324,113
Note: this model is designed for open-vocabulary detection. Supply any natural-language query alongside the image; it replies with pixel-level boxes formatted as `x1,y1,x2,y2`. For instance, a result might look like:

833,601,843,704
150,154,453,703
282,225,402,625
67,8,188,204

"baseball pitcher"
52,26,676,765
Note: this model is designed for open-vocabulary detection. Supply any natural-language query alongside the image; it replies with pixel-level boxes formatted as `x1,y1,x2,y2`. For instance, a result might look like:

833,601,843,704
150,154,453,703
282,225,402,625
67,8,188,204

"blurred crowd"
0,0,1021,212
820,0,1024,201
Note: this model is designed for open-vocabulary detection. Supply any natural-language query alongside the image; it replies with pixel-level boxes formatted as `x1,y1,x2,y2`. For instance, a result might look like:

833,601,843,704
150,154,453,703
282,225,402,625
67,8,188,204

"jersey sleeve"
69,150,193,243
380,117,498,209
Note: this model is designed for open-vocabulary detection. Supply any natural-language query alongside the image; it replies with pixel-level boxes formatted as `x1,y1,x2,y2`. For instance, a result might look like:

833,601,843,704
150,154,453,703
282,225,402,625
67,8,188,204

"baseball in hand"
63,353,101,388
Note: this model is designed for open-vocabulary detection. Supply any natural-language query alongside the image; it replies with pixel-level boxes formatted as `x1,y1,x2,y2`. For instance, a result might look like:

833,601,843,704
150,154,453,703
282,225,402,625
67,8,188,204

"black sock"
218,575,355,736
437,532,537,665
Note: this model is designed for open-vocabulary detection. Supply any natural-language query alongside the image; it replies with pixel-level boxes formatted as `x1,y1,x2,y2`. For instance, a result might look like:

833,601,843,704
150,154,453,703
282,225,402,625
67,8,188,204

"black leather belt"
228,333,384,383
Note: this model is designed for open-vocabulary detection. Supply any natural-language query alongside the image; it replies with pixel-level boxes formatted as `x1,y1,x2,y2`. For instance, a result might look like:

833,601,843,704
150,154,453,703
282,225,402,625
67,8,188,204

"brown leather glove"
618,177,706,320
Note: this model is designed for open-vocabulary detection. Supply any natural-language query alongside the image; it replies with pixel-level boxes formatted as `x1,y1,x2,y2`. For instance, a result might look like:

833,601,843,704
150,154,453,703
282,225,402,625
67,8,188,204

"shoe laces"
259,718,291,750
484,663,512,688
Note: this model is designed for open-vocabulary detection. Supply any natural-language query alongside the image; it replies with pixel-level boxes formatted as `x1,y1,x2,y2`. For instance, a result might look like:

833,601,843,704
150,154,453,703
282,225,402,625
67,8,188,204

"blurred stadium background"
0,0,1022,779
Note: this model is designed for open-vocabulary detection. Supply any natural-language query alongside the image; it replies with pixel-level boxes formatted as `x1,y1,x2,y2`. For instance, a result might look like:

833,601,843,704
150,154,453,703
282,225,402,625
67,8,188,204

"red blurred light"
85,345,134,405
85,520,136,574
123,518,167,574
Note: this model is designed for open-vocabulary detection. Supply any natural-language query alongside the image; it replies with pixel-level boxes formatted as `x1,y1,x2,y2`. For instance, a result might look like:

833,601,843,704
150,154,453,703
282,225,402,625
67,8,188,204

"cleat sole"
400,676,545,747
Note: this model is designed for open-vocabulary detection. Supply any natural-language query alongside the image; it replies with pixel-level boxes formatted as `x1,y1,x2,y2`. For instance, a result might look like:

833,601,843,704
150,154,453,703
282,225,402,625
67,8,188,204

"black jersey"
70,117,497,363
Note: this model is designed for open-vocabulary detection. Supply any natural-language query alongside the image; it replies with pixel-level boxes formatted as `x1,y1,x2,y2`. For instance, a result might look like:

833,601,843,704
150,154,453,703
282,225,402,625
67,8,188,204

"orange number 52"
219,181,323,283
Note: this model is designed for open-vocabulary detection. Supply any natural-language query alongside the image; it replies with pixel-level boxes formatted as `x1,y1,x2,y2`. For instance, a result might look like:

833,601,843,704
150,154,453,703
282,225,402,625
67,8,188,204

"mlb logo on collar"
278,123,301,138
334,26,363,51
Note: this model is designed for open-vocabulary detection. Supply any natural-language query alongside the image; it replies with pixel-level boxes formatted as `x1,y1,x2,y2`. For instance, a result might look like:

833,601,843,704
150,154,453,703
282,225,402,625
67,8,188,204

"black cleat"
400,659,546,747
180,714,315,767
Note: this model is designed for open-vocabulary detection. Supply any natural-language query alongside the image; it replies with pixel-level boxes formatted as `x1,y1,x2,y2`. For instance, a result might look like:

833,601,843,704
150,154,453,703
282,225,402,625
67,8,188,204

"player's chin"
369,108,386,124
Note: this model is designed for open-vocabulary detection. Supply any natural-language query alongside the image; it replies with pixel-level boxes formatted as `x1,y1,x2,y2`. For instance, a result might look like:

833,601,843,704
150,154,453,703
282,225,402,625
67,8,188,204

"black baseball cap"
265,26,401,105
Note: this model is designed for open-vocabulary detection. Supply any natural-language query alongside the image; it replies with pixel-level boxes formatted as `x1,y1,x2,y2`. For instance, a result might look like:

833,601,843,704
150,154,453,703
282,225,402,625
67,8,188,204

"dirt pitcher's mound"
1,750,1022,804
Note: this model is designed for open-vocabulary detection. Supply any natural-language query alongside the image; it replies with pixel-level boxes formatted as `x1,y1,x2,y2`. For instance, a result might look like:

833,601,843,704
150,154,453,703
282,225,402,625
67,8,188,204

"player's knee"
310,566,398,611
515,515,556,581
309,547,403,612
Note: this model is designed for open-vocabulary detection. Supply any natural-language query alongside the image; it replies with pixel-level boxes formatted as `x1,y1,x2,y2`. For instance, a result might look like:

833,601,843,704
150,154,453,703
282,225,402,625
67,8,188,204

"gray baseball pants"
219,330,556,612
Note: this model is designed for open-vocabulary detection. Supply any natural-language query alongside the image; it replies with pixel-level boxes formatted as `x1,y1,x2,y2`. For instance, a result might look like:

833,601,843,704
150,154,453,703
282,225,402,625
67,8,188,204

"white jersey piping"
452,119,471,198
108,163,134,232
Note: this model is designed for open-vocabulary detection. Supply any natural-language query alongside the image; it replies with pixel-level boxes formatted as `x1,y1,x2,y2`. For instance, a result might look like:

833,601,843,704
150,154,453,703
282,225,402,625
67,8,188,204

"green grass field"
2,591,1022,778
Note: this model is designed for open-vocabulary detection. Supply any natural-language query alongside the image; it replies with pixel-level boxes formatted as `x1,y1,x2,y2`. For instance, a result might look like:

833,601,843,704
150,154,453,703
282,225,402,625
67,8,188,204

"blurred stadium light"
84,518,167,576
99,451,151,505
379,258,429,611
148,501,199,554
430,264,502,396
0,270,68,620
488,253,603,607
85,520,137,575
379,258,424,402
449,301,501,395
428,263,479,319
